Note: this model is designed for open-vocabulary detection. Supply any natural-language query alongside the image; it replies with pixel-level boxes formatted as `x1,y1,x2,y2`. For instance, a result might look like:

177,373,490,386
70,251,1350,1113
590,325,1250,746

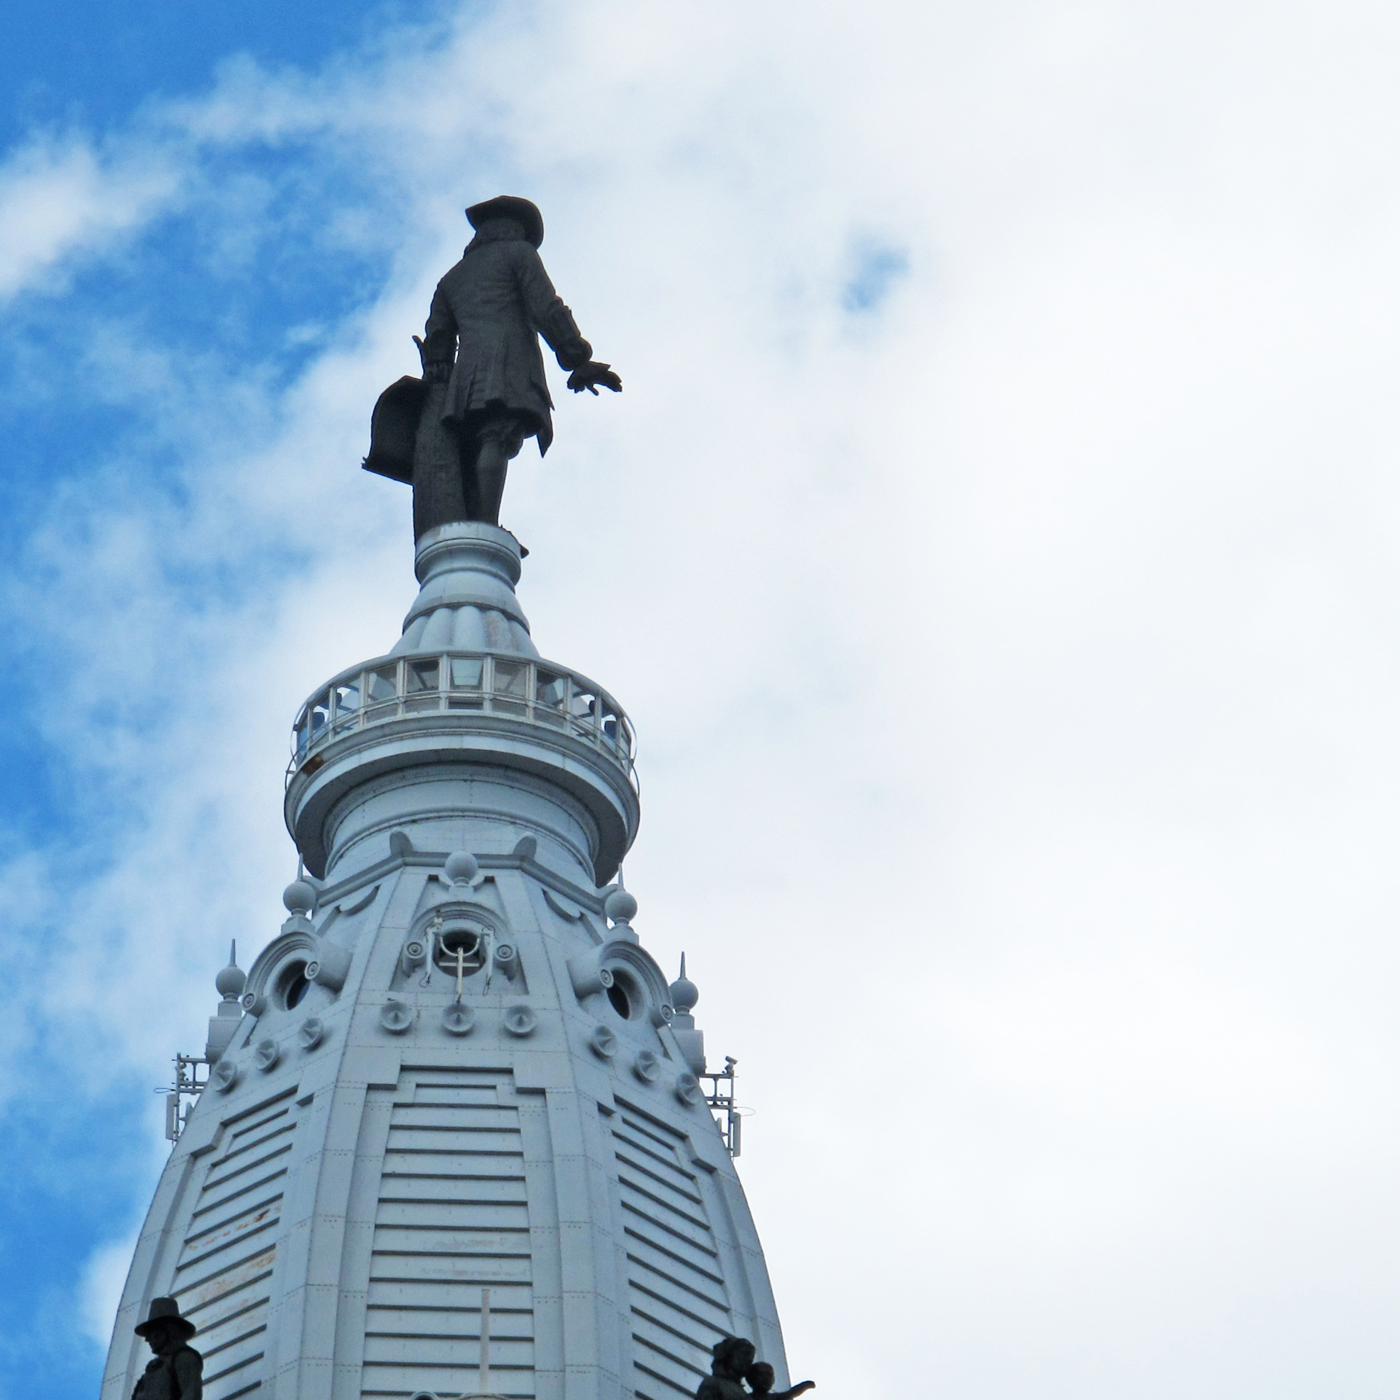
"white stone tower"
101,522,788,1400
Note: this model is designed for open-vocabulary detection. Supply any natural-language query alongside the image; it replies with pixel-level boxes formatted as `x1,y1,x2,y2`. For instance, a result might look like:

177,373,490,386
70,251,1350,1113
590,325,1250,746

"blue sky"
0,6,906,1391
5,2,1400,1398
0,4,438,1391
0,0,443,146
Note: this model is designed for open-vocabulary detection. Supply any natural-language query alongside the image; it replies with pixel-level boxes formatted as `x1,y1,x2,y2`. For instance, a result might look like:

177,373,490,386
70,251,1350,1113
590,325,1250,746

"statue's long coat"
131,1345,202,1400
420,228,592,455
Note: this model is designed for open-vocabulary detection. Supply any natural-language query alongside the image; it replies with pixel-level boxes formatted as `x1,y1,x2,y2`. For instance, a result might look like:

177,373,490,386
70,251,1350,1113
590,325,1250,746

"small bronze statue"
130,1297,202,1400
747,1359,816,1400
697,1337,758,1400
696,1337,815,1400
365,195,622,535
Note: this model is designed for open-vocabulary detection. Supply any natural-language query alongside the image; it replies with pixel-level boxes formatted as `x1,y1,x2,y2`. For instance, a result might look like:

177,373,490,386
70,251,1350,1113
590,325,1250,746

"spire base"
395,522,537,657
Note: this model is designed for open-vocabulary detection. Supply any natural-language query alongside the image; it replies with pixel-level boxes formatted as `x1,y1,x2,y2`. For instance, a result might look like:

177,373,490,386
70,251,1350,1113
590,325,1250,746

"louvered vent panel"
171,1091,298,1400
609,1101,730,1400
362,1071,534,1400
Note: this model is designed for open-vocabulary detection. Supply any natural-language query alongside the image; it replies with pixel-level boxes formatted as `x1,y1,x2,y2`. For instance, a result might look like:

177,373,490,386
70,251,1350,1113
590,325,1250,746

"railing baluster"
289,651,637,796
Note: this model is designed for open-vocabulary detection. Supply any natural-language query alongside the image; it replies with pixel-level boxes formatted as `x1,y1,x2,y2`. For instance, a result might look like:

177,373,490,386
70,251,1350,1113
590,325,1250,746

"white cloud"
79,1232,140,1353
8,0,1400,1395
0,134,183,302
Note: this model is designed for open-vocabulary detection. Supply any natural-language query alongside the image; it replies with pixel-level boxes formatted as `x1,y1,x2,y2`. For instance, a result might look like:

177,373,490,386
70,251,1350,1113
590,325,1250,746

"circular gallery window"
433,922,487,976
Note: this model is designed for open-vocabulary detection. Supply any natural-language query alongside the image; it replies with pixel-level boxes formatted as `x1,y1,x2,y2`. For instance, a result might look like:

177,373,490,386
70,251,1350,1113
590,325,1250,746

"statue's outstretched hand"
568,362,623,395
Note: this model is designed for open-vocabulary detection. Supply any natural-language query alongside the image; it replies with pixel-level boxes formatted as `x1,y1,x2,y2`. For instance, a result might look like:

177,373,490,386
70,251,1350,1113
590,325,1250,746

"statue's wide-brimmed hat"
134,1297,196,1339
466,195,544,248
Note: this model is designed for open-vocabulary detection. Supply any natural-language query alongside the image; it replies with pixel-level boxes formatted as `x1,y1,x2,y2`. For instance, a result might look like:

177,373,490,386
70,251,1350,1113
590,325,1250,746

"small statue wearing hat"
365,195,622,535
697,1336,758,1400
695,1338,815,1400
131,1297,202,1400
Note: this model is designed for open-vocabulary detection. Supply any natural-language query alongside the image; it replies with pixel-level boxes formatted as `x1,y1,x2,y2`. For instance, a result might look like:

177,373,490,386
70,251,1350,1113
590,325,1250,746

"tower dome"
102,520,789,1400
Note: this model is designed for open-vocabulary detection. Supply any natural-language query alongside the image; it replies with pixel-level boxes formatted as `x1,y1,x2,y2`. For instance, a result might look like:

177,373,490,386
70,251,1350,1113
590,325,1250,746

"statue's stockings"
413,384,528,534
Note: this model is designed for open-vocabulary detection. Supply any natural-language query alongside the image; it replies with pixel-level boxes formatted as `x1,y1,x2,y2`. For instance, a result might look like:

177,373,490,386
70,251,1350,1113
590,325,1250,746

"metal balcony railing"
288,651,637,789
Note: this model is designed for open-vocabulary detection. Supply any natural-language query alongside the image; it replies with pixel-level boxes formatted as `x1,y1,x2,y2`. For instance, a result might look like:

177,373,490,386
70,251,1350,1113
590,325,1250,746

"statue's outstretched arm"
514,245,621,395
515,247,595,367
771,1383,816,1400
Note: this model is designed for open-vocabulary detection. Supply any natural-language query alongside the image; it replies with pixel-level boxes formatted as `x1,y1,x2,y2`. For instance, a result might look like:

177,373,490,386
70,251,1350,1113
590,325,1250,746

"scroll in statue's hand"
567,362,623,395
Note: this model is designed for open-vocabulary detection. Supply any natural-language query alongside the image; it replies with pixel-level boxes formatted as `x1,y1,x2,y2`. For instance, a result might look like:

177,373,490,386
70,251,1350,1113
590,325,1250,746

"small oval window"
278,960,311,1010
607,978,632,1020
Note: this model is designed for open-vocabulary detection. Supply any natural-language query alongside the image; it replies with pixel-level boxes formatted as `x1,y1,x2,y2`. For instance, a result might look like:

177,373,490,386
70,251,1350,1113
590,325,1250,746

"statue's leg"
411,384,469,538
466,413,528,527
458,424,481,521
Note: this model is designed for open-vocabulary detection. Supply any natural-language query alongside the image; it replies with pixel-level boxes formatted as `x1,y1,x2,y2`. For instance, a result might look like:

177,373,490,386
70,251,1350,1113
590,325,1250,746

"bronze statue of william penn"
364,195,621,534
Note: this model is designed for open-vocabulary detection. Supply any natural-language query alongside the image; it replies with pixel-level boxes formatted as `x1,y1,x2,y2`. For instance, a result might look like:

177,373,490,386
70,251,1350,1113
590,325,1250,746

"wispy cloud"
0,133,183,302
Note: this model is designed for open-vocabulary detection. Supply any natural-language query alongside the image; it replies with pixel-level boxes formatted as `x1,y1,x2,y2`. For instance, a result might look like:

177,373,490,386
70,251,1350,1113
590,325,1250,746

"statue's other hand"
568,362,623,395
413,335,452,384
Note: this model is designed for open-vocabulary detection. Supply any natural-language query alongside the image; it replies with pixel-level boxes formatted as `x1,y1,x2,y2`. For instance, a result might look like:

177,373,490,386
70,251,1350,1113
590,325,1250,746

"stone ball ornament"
443,850,479,885
603,887,638,923
283,879,318,916
668,971,698,1015
215,961,247,999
